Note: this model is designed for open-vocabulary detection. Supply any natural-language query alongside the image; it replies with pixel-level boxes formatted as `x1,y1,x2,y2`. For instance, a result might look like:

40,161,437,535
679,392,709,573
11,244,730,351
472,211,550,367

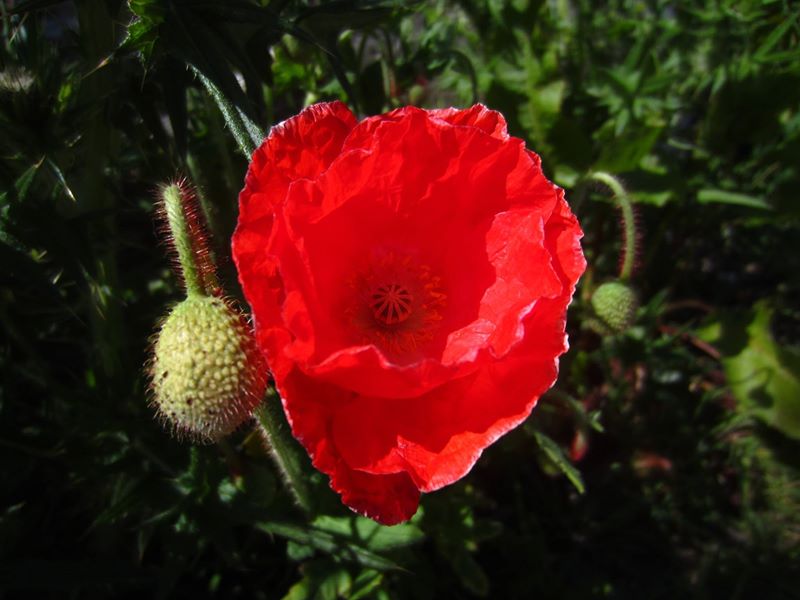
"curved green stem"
161,183,204,297
254,392,314,515
589,171,637,281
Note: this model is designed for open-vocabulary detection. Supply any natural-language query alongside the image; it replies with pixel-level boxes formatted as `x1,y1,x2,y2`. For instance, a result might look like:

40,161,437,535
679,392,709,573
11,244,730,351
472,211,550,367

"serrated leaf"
117,18,159,61
129,0,166,22
697,302,800,439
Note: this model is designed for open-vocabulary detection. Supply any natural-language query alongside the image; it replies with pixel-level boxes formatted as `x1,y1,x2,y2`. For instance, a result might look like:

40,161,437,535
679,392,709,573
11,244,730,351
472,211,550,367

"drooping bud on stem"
150,295,266,442
149,178,266,441
587,172,642,332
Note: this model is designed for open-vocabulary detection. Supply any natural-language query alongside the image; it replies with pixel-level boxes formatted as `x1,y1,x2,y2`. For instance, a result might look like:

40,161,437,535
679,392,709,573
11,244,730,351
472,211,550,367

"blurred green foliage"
1,0,799,598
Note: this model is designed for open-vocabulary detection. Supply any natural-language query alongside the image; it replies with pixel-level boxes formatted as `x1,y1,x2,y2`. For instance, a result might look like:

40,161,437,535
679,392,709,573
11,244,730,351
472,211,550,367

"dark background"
1,1,799,598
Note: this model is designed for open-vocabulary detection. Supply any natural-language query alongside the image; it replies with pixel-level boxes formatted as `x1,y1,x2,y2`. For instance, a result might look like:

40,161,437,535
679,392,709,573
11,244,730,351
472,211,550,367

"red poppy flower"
233,102,585,524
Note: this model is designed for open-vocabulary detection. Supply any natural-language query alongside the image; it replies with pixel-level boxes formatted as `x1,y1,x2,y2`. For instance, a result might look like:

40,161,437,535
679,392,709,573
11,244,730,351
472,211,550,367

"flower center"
347,251,446,357
370,283,413,325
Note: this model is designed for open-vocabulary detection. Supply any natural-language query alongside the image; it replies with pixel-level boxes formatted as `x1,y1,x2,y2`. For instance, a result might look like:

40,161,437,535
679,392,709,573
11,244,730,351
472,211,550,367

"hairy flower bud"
149,295,266,442
591,281,639,333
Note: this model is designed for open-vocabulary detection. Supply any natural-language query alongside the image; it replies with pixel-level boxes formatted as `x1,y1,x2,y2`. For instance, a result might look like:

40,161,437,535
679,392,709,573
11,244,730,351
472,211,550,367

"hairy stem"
589,171,637,281
254,392,314,515
161,184,204,297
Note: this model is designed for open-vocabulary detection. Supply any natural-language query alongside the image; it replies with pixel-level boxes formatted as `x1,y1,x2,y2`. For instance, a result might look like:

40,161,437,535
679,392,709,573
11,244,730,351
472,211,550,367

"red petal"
232,103,586,523
429,104,509,139
278,368,420,525
545,192,587,288
289,166,583,495
233,102,357,378
330,295,571,492
261,107,565,397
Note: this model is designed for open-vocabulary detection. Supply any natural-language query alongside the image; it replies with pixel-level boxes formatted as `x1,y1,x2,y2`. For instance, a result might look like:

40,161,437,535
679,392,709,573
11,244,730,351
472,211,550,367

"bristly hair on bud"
588,172,642,282
148,176,267,442
147,295,268,443
617,200,643,281
155,177,219,296
591,281,639,333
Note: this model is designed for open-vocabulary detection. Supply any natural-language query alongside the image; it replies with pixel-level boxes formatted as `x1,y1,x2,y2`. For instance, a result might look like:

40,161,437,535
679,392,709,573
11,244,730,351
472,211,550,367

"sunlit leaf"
311,514,424,552
698,302,800,439
282,561,351,600
256,521,402,571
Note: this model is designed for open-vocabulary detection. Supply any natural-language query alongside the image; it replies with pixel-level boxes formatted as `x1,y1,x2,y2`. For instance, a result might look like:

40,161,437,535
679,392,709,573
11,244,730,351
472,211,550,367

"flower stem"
161,183,204,297
589,171,637,281
254,391,314,515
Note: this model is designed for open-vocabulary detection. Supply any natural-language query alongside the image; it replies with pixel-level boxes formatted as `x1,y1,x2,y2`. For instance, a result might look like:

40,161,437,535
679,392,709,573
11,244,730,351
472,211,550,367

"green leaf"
129,0,166,23
166,6,262,136
697,303,800,439
311,514,424,552
518,80,565,142
632,190,672,207
287,540,316,562
696,189,772,210
595,125,662,173
256,521,402,571
13,160,43,202
192,67,262,156
600,65,641,97
349,569,383,600
532,79,566,117
282,561,351,600
532,430,586,494
46,158,76,203
753,14,797,61
117,17,159,61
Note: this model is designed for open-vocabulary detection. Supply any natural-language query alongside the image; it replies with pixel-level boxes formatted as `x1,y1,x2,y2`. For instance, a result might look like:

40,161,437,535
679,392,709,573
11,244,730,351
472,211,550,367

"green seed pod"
149,295,266,442
591,281,639,333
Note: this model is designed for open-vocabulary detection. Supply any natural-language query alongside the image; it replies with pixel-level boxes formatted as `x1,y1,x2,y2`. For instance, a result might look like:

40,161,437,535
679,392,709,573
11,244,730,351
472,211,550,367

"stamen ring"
370,283,413,325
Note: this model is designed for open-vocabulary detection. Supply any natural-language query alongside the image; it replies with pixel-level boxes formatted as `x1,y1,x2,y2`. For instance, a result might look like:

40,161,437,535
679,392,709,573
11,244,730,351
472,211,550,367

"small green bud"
149,295,266,442
591,281,639,333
